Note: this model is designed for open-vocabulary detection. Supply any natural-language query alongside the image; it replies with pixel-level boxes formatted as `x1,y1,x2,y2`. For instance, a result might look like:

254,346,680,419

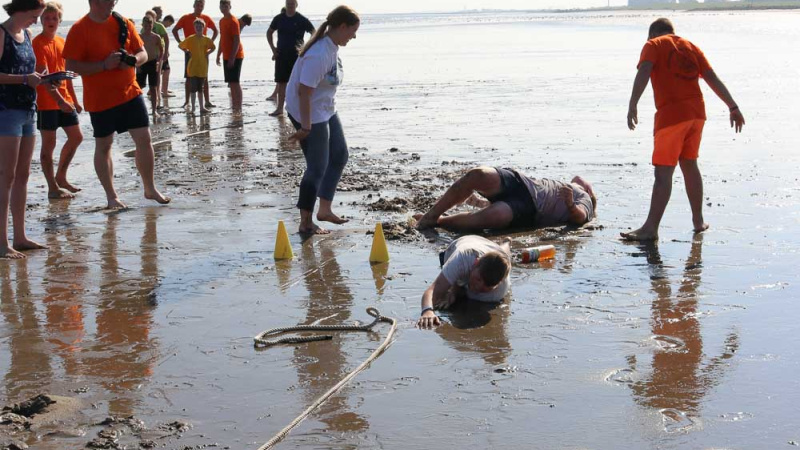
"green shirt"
141,22,168,41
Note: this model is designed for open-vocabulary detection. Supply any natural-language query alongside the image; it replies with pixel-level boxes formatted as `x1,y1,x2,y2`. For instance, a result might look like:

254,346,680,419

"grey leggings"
289,113,349,211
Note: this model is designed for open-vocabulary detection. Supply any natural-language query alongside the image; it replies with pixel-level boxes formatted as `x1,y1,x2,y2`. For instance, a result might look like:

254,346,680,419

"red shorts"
652,119,705,166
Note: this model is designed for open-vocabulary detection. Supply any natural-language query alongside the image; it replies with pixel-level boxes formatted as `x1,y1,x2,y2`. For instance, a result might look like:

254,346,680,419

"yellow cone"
274,220,294,260
369,223,390,263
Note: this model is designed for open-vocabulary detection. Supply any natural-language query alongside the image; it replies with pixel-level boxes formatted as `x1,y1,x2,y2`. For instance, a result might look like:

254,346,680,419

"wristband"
420,306,434,316
729,105,739,112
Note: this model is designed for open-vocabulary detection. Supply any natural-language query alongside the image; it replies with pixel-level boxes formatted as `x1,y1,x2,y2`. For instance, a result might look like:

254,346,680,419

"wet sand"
2,9,800,449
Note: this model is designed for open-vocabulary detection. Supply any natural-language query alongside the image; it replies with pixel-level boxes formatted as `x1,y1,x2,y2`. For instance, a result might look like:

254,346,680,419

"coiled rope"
254,307,397,450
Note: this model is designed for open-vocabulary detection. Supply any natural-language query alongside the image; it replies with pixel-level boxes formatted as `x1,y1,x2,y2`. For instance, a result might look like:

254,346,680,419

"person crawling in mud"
417,235,511,329
414,166,597,231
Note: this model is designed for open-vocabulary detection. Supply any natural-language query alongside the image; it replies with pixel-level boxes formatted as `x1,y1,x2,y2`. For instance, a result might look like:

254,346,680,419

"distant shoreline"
553,3,800,13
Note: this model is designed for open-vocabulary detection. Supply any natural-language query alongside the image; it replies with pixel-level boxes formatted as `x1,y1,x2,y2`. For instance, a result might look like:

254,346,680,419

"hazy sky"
53,0,629,21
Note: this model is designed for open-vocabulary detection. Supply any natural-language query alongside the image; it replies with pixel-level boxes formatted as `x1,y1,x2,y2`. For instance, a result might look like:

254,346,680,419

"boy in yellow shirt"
178,19,215,114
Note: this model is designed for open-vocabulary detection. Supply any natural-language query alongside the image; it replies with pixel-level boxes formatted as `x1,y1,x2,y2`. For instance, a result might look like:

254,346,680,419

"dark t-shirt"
269,12,314,55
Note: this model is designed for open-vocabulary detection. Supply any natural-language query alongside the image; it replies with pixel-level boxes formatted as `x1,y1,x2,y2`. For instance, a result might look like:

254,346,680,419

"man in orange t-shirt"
623,18,745,241
173,0,218,108
33,2,84,200
64,0,170,209
216,0,243,110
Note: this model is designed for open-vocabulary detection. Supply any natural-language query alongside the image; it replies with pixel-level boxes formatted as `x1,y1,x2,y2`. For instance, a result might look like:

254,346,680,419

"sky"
54,0,630,21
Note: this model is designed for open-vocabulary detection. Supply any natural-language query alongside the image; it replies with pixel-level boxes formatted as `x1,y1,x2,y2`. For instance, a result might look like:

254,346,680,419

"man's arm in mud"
559,185,589,225
417,273,452,329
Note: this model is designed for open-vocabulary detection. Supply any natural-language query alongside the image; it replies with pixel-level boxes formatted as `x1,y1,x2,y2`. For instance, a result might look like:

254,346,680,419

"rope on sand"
254,307,397,450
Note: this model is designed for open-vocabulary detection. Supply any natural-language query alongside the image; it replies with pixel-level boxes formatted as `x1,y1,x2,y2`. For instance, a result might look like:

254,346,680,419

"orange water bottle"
518,245,556,263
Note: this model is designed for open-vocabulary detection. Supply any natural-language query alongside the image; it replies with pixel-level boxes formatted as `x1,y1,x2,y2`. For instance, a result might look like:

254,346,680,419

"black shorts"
136,60,160,89
89,95,149,138
36,109,79,131
189,77,205,93
223,58,243,83
183,52,190,78
275,52,298,83
162,59,170,71
488,167,538,229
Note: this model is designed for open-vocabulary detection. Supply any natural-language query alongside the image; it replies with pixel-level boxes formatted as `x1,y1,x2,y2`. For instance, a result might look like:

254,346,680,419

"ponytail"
298,5,359,57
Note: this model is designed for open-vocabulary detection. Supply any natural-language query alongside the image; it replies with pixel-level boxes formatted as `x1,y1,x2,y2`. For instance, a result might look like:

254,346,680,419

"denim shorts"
0,108,36,137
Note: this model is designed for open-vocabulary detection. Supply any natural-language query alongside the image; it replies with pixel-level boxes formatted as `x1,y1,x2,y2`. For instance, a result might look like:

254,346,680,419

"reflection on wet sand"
295,238,369,434
436,300,512,367
83,210,161,416
1,262,53,400
42,202,88,378
629,236,739,429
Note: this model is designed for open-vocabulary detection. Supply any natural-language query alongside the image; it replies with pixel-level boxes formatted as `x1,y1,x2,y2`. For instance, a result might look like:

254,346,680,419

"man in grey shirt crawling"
418,235,511,329
415,166,596,232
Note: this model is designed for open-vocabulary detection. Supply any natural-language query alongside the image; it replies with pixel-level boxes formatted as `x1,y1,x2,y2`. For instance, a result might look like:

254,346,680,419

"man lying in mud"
417,235,511,328
415,166,597,231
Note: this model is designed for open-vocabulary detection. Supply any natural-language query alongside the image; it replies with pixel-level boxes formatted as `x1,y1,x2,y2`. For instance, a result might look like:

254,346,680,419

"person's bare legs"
161,68,172,96
54,124,83,193
299,208,328,235
203,79,214,107
416,166,503,229
436,201,514,231
266,84,277,101
12,135,46,252
230,82,242,111
269,82,287,116
182,78,190,109
129,126,171,205
198,81,210,114
679,158,708,233
621,165,675,241
317,198,348,224
0,136,25,258
148,88,160,118
40,129,73,199
94,134,126,209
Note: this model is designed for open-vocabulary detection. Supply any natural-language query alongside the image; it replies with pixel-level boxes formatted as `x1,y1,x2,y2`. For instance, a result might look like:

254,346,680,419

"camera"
118,50,137,67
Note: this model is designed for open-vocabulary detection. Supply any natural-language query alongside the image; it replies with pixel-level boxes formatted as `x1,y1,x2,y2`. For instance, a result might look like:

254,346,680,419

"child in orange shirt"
33,1,83,199
623,18,745,241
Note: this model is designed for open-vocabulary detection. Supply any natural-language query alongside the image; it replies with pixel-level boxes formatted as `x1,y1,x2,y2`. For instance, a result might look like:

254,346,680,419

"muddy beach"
3,9,800,450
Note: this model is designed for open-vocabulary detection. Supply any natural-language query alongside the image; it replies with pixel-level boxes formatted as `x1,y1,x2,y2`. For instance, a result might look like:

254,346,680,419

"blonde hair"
298,5,359,57
144,9,156,19
43,0,62,20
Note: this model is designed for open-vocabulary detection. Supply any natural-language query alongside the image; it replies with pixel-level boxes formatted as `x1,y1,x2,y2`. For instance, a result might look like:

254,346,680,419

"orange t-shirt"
63,14,144,112
219,15,244,60
32,34,74,111
175,13,217,40
638,34,712,133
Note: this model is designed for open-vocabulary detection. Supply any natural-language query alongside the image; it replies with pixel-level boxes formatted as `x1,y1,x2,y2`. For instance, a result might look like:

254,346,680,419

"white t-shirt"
285,36,342,125
441,236,511,303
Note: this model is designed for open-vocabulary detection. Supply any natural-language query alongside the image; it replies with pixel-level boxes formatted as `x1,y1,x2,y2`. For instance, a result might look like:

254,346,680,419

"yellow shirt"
178,34,215,77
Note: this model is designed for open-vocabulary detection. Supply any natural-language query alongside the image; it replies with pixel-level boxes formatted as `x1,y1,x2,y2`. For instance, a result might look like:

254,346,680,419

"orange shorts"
652,119,705,166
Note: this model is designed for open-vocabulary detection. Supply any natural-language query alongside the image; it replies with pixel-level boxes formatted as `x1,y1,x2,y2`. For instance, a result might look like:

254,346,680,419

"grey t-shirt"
441,235,511,303
522,177,594,227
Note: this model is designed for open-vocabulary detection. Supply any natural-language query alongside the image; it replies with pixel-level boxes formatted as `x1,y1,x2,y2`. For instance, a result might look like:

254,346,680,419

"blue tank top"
0,25,36,111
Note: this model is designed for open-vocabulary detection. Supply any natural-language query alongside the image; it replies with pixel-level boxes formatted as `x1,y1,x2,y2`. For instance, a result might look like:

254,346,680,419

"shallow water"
2,9,800,449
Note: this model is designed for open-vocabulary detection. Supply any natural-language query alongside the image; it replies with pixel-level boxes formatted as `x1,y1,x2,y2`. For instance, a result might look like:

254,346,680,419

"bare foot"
48,189,75,199
145,191,171,205
55,178,81,193
200,108,211,115
163,92,176,98
317,212,349,225
106,198,128,209
182,102,189,110
694,223,710,234
13,239,47,251
152,111,160,119
266,94,276,101
268,109,284,117
205,102,216,108
620,228,658,241
299,223,329,235
0,245,25,259
414,213,439,230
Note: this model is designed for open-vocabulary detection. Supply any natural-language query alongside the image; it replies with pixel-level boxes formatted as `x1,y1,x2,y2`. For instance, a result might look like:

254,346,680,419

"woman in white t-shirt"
285,5,359,234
